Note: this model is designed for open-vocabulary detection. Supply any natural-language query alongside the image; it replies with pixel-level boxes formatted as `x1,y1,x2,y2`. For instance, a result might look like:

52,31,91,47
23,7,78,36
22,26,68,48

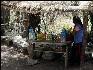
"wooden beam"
2,4,93,15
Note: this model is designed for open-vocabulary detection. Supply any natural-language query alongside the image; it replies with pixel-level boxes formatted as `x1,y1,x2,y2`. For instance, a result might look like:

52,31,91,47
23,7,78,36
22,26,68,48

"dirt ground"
1,59,93,70
1,44,93,70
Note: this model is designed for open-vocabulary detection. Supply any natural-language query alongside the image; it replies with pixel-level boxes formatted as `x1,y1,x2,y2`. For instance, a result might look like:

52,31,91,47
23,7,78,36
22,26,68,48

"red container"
43,33,46,40
56,34,59,41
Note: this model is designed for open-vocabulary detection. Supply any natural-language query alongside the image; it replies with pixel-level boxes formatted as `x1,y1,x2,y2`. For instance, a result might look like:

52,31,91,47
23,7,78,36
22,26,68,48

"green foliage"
4,22,9,29
87,19,92,33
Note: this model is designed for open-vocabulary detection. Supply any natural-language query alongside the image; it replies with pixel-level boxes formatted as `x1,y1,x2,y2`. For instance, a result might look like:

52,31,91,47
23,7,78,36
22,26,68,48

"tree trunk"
22,13,29,38
1,7,10,36
81,11,88,69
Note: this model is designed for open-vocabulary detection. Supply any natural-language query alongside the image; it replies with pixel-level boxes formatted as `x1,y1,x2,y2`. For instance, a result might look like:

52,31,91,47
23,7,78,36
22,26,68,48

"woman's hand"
68,27,72,32
72,30,77,35
74,26,80,31
72,25,80,35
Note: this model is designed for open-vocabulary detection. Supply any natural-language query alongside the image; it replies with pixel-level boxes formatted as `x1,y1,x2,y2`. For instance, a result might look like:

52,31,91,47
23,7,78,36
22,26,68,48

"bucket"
42,51,54,60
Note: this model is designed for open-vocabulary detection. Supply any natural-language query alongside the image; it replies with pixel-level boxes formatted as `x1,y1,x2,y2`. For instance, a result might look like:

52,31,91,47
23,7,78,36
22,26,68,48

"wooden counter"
27,40,71,69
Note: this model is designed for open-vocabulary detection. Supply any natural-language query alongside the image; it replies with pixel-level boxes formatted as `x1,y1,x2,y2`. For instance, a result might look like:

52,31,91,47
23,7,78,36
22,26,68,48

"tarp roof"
1,1,93,14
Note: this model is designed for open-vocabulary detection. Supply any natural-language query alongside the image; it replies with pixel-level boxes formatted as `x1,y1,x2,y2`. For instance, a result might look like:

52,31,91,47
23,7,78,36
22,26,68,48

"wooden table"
28,40,71,69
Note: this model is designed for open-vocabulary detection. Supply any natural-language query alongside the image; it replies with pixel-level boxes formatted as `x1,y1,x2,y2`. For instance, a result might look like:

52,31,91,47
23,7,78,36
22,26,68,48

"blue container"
59,33,62,38
62,28,66,33
61,31,66,39
29,29,34,33
32,32,35,35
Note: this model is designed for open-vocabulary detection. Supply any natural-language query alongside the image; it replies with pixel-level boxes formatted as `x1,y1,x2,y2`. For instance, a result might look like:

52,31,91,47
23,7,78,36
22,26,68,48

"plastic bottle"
32,32,35,40
57,34,59,42
29,28,33,40
29,27,36,40
43,33,46,40
39,33,42,40
50,32,52,40
41,33,43,40
49,32,50,40
61,28,66,42
46,33,48,40
59,33,61,42
37,33,39,40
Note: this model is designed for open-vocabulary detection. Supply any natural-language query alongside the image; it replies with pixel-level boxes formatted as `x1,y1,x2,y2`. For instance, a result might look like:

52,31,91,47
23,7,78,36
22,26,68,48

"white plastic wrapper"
13,35,29,48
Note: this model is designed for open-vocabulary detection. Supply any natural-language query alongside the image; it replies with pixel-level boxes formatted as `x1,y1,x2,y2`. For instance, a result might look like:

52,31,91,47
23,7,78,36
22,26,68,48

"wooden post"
38,25,40,33
89,11,93,43
22,12,29,38
81,11,88,69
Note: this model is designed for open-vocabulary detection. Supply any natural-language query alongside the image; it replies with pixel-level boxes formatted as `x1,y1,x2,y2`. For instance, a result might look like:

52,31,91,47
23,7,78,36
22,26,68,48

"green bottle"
48,32,50,40
37,33,39,40
50,32,52,40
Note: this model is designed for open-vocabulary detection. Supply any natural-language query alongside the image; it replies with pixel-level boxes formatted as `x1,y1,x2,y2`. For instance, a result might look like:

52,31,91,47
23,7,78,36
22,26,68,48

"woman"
70,16,83,66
